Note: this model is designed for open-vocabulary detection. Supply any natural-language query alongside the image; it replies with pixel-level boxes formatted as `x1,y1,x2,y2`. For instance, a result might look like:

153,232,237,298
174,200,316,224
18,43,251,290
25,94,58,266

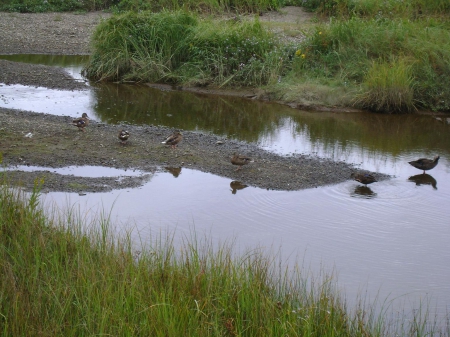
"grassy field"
0,178,448,336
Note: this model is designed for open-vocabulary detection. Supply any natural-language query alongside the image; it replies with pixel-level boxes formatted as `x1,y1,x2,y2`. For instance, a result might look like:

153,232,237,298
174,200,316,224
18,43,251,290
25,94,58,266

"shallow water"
2,55,450,322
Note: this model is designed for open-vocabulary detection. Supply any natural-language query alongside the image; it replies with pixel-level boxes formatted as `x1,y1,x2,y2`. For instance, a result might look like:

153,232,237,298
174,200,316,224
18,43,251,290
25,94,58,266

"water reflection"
351,185,377,199
165,167,182,178
91,83,287,143
0,54,88,80
408,174,438,190
230,181,248,194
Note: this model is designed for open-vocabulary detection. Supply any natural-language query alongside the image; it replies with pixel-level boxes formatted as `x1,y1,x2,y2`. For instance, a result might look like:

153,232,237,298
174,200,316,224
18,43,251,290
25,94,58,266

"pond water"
2,55,450,324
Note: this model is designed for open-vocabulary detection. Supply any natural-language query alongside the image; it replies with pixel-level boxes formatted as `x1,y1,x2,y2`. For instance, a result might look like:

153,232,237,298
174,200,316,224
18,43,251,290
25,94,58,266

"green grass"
84,11,285,87
82,4,450,113
0,174,449,335
302,0,450,18
0,0,119,12
284,16,450,112
0,0,282,13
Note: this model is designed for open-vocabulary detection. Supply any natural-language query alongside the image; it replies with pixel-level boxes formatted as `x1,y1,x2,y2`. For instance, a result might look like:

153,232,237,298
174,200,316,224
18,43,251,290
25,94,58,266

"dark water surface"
2,55,450,323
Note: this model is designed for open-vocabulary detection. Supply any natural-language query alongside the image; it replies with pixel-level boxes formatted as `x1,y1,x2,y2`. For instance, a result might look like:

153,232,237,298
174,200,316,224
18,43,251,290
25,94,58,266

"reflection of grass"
1,182,448,335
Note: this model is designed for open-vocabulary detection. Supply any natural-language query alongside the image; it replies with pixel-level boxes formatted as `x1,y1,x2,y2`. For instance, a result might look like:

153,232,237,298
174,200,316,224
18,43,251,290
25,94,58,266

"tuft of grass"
353,58,416,113
84,11,285,87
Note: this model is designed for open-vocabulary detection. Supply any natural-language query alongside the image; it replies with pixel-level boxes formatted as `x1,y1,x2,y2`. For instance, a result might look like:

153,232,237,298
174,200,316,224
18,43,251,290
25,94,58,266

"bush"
84,11,284,87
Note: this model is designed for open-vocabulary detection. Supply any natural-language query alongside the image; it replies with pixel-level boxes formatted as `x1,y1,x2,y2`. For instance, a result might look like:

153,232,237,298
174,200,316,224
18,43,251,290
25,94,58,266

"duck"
118,130,130,144
230,181,248,194
231,153,253,171
72,113,89,132
162,131,183,149
351,172,377,185
408,156,439,174
165,167,182,178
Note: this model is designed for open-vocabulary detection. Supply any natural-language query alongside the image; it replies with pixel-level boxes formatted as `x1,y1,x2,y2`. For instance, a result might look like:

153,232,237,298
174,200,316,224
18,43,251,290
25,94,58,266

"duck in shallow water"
162,131,183,149
231,153,253,171
351,172,377,186
408,156,439,174
72,113,89,132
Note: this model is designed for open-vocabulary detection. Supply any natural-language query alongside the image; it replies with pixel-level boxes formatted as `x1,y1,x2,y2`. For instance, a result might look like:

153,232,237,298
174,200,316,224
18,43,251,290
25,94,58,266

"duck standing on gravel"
351,172,377,186
231,153,253,171
118,130,130,144
72,113,89,132
408,156,440,174
162,131,183,149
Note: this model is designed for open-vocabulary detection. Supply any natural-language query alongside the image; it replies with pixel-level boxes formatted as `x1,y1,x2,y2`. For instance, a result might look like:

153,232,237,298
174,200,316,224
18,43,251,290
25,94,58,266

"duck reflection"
230,181,248,194
408,173,437,190
165,167,182,178
351,185,377,199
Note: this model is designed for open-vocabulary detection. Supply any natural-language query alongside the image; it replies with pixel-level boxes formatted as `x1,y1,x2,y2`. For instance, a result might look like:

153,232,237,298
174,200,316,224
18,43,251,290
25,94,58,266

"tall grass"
114,0,282,13
302,0,450,18
354,58,416,113
84,11,285,86
1,175,449,335
292,17,450,112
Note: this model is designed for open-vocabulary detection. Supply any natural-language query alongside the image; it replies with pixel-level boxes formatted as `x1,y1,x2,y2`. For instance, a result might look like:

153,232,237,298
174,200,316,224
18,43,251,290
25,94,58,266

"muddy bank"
0,107,386,193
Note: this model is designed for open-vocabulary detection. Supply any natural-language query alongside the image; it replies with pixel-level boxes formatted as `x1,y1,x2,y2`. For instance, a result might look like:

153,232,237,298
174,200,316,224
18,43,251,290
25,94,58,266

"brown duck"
230,181,248,194
231,153,253,171
72,113,89,132
351,172,377,186
118,130,130,144
408,156,439,174
162,131,183,149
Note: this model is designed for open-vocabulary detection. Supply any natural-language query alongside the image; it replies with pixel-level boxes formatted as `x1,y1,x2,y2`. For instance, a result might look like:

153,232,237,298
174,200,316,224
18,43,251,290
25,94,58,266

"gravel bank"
0,11,110,55
1,107,387,193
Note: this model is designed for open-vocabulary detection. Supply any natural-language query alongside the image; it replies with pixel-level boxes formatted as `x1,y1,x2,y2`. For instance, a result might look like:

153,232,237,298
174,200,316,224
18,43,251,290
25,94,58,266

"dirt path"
0,9,386,193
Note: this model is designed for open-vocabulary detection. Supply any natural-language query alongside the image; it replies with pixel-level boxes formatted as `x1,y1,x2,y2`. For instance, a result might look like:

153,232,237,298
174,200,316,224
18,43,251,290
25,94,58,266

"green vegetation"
0,0,282,13
83,1,450,113
0,179,447,335
0,0,119,12
292,16,450,112
83,11,284,87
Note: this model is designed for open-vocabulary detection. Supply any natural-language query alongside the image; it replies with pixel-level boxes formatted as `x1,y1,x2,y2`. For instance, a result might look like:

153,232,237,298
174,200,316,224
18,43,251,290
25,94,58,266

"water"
2,55,450,323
